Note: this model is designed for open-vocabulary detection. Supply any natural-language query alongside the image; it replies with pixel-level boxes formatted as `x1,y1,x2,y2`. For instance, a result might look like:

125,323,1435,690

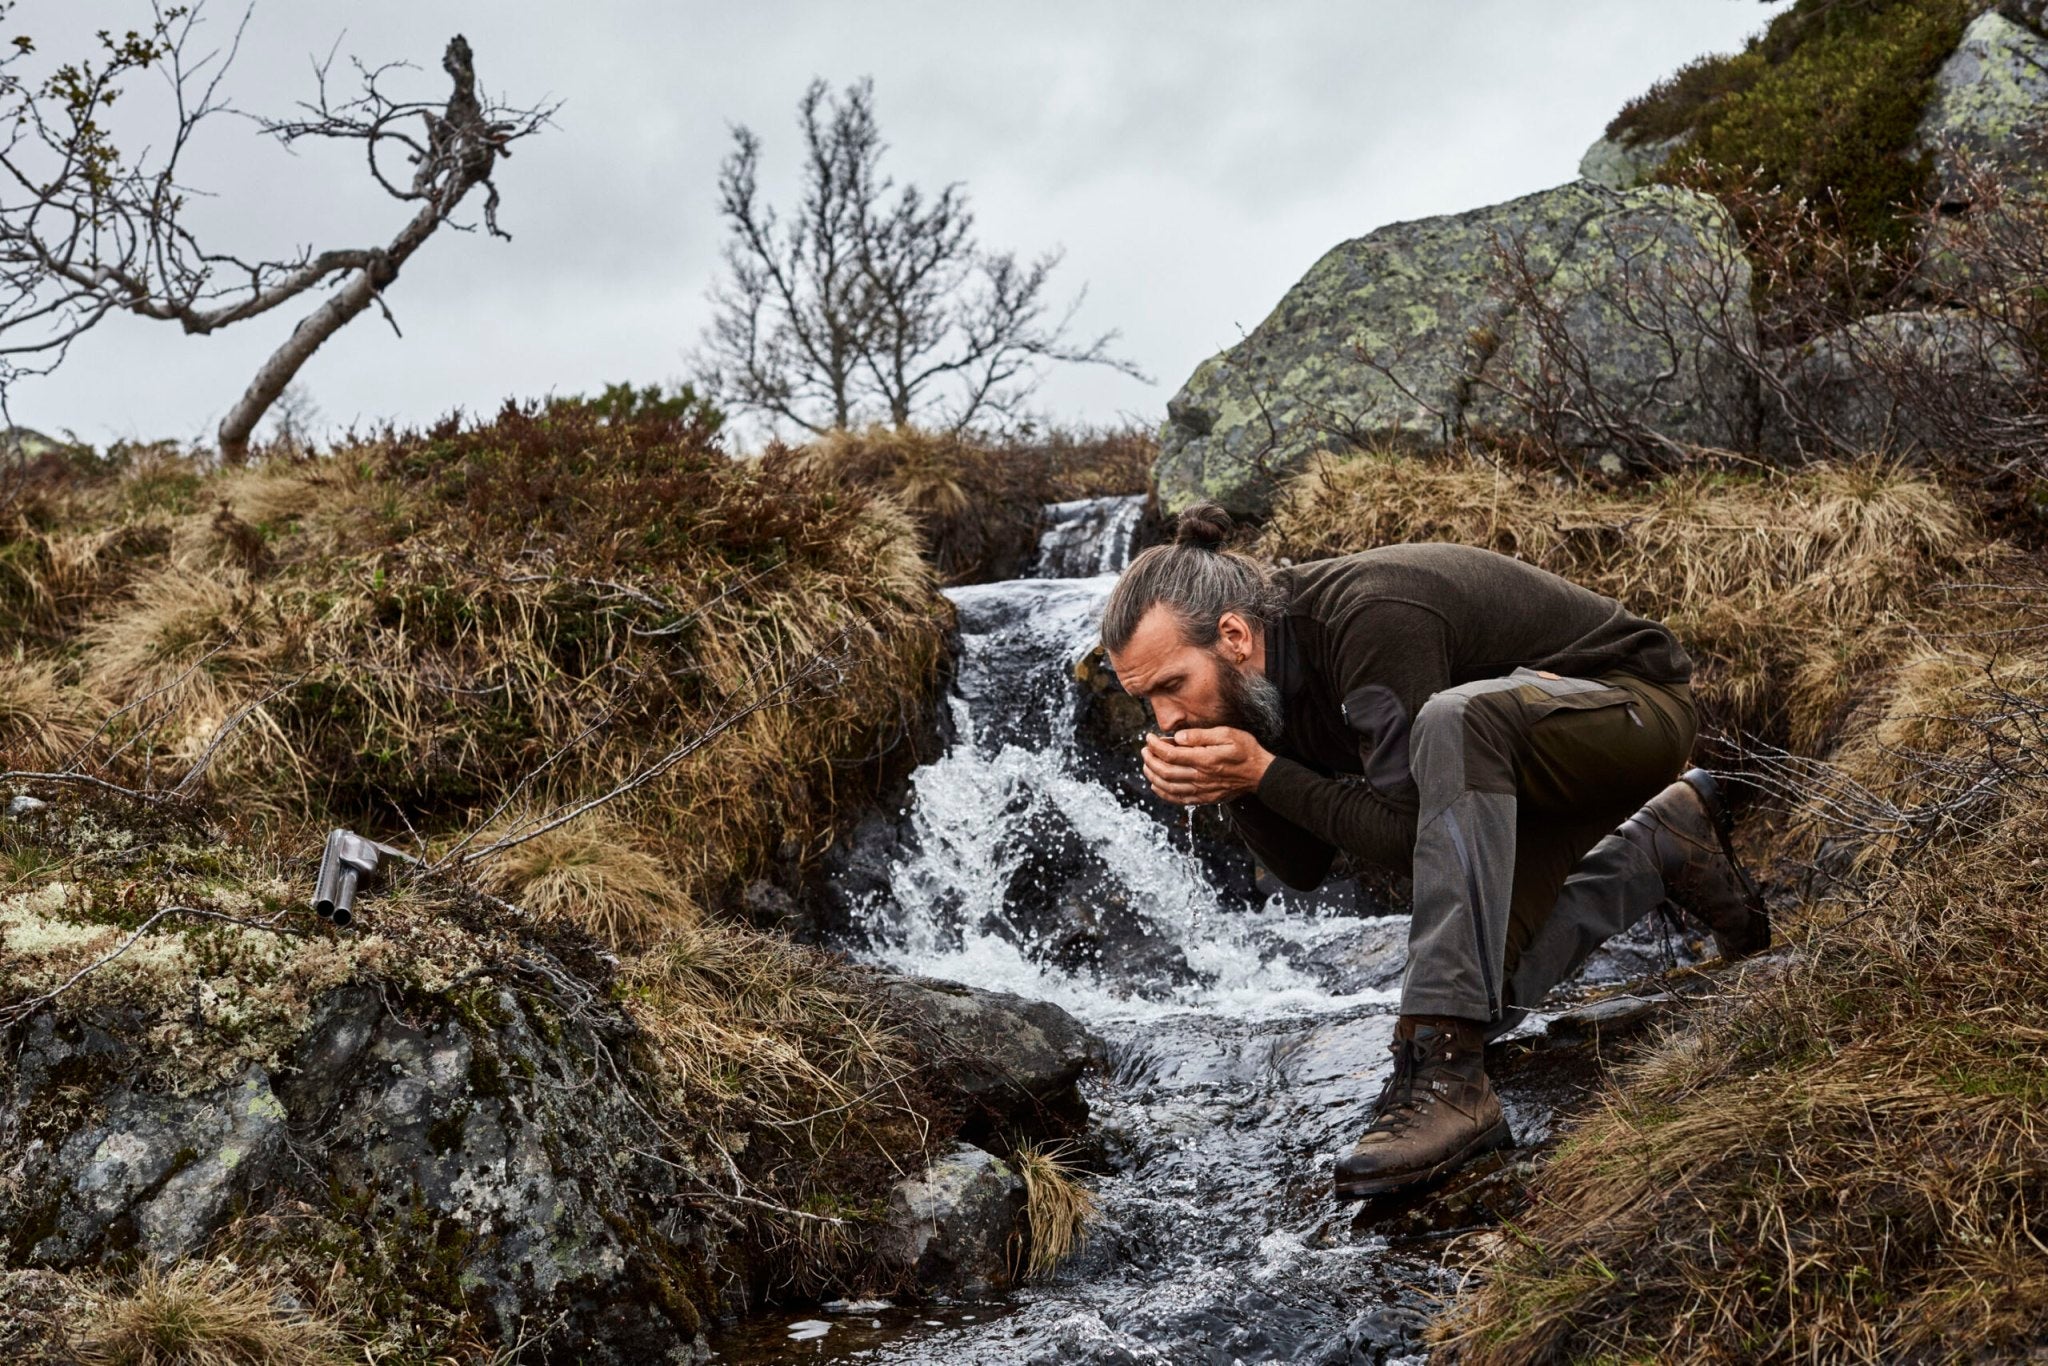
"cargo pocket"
1507,667,1641,724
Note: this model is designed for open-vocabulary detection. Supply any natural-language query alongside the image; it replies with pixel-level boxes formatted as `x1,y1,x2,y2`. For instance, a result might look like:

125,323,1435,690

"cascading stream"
751,497,1685,1364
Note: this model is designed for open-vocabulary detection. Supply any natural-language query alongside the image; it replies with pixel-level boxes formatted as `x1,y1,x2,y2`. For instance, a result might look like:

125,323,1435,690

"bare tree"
263,380,320,451
0,2,554,465
699,77,1145,437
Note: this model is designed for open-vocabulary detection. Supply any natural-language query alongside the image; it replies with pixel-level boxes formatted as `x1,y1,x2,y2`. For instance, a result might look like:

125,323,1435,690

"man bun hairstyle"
1101,501,1285,654
1173,502,1235,551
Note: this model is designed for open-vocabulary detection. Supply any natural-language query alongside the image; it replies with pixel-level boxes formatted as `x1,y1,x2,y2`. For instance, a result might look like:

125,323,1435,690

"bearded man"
1099,503,1770,1199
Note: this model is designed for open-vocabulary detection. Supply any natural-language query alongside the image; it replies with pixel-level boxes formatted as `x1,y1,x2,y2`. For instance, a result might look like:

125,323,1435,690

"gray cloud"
13,1,1763,446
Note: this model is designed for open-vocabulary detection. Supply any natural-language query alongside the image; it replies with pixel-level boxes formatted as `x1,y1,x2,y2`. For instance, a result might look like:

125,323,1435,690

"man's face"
1107,604,1281,742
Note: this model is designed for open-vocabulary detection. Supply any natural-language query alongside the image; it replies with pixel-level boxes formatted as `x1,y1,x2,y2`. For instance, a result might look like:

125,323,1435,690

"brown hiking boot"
1618,767,1771,960
1333,1017,1511,1200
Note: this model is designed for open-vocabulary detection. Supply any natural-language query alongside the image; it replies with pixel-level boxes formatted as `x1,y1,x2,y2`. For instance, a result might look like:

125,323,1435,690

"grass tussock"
474,813,695,944
1340,449,2048,1359
1259,452,1988,750
794,424,1155,584
74,1257,351,1366
1435,802,2048,1364
1012,1142,1098,1281
2,401,953,944
620,924,939,1291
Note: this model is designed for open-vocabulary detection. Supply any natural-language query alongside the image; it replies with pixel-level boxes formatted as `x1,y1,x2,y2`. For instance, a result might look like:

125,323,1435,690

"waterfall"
1031,494,1147,579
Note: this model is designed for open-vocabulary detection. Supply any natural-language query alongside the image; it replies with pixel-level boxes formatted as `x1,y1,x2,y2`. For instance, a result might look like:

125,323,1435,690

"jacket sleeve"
1252,758,1417,873
1222,792,1339,891
1251,599,1452,872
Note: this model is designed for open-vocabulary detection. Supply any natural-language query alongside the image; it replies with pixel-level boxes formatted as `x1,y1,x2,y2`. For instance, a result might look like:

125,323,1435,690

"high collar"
1264,604,1306,707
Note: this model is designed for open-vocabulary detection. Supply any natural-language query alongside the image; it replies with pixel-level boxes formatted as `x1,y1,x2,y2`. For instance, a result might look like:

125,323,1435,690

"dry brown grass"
619,921,941,1291
795,424,1155,584
1322,448,2048,1360
3,403,952,943
1435,801,2048,1364
0,654,93,767
1012,1142,1098,1280
1260,452,1986,750
74,1258,350,1366
474,814,694,944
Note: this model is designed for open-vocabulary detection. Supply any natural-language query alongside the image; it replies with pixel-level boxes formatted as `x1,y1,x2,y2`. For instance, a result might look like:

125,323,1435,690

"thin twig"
449,645,847,869
0,902,298,1031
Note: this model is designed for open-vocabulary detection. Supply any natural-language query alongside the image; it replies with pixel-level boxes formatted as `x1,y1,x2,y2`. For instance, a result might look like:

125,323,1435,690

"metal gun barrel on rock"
312,829,400,927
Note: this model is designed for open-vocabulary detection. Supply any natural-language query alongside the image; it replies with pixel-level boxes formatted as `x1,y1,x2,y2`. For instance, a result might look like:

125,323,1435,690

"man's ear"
1216,611,1255,660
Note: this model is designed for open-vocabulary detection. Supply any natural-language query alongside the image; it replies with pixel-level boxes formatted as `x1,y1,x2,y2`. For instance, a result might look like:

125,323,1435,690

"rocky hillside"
1155,0,2048,516
0,411,1114,1361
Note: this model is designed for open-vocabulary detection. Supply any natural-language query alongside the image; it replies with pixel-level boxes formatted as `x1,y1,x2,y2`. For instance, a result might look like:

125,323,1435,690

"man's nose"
1152,700,1186,733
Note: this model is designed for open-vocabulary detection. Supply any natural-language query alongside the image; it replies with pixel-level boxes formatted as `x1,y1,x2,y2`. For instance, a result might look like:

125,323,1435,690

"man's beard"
1213,653,1284,745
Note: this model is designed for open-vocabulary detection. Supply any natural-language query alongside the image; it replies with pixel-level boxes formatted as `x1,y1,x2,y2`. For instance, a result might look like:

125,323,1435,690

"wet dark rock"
741,878,805,935
1539,988,1677,1043
1368,1150,1535,1244
997,802,1197,992
878,976,1105,1141
875,1142,1026,1298
3,975,716,1364
808,807,915,942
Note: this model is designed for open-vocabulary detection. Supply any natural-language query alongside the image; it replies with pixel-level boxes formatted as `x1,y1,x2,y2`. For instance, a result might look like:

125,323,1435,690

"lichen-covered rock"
1999,0,2047,36
2,976,714,1363
878,977,1104,1140
875,1143,1025,1297
1917,10,2048,207
0,801,723,1362
1461,185,1756,458
1153,182,1755,516
1758,309,2031,459
24,1059,286,1264
1577,131,1689,190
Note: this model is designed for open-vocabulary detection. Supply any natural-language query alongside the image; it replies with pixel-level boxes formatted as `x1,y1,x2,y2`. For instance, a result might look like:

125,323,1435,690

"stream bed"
719,499,1691,1364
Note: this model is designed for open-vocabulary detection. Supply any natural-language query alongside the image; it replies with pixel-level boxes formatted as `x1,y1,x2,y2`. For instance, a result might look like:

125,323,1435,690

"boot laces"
1365,1036,1439,1137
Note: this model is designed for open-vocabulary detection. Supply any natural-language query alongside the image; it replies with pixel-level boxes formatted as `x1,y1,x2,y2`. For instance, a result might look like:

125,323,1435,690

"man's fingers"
1142,738,1205,772
1171,726,1242,749
1145,757,1211,791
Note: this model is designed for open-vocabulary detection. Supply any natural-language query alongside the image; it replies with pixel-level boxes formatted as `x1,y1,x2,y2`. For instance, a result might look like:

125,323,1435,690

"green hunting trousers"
1398,667,1697,1023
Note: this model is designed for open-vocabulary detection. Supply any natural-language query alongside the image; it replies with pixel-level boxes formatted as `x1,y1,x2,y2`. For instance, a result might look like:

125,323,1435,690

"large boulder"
4,982,714,1363
1758,309,2032,460
1917,9,2048,208
1153,182,1755,516
1577,131,1689,190
878,976,1105,1140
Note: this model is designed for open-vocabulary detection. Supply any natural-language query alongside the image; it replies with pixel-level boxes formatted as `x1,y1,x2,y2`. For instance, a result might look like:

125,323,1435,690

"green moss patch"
1611,0,1974,253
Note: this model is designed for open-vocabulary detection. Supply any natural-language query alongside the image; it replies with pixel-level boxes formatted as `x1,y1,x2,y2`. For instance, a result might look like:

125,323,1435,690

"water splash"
849,569,1397,1024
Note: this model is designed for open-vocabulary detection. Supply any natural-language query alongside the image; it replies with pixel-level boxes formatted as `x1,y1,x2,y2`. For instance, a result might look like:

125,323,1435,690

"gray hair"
1101,502,1285,653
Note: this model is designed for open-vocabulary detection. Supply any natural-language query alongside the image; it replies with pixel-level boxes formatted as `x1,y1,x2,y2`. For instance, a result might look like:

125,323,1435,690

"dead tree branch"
0,4,554,462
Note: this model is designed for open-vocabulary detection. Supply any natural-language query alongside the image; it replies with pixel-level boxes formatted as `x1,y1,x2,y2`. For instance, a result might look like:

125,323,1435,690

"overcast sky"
14,2,1767,448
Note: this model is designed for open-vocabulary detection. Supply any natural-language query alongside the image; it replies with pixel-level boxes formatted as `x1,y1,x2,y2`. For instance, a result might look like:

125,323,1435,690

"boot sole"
1678,768,1772,959
1332,1115,1514,1202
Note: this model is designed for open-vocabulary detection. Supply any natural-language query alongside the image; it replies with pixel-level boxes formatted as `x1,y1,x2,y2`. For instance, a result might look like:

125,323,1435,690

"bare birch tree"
0,2,553,465
699,77,1145,437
